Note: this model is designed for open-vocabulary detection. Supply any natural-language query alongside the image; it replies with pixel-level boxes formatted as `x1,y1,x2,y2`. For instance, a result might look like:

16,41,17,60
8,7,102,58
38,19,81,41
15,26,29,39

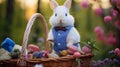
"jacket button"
58,33,61,36
58,43,61,45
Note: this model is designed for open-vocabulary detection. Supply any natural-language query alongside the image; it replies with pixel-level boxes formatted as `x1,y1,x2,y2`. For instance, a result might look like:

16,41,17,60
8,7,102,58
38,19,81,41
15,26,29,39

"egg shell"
28,44,40,53
37,52,44,58
61,50,68,56
26,54,33,60
33,52,39,58
67,46,79,52
67,49,74,54
74,52,81,58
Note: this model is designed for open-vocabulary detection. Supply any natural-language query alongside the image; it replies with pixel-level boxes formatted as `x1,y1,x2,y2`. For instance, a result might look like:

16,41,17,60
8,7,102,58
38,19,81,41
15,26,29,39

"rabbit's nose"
60,19,62,23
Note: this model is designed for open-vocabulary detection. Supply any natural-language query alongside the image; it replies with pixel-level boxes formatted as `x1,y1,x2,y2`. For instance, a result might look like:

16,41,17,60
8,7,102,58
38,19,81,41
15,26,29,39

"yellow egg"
61,50,68,56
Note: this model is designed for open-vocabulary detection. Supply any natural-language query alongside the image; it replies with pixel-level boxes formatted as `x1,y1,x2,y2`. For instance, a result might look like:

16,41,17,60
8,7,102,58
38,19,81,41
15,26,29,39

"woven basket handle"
17,13,50,66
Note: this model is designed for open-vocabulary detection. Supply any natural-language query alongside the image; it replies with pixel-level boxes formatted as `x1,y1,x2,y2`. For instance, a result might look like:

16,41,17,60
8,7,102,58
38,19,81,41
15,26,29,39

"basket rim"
26,53,94,62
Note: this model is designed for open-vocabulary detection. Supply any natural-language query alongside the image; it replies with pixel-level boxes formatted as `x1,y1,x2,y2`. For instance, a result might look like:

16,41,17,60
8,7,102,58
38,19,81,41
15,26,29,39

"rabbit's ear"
49,0,58,10
64,0,72,10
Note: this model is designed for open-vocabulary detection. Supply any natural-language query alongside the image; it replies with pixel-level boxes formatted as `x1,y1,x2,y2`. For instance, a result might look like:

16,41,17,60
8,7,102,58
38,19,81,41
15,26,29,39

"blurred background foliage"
0,0,120,62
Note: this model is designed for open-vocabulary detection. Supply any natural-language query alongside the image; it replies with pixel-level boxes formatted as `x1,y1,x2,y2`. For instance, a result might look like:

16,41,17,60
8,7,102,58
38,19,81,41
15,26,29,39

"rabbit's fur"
47,0,81,53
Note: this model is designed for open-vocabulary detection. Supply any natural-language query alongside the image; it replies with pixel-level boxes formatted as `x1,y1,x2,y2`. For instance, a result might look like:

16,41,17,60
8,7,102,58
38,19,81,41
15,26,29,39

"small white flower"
34,64,43,67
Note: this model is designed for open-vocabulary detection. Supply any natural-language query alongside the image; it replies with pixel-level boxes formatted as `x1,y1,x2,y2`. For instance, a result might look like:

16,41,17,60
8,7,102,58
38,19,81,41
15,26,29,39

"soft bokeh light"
92,2,100,9
75,0,81,3
41,0,49,3
18,0,37,20
0,0,2,3
101,0,111,9
0,0,4,4
24,0,37,7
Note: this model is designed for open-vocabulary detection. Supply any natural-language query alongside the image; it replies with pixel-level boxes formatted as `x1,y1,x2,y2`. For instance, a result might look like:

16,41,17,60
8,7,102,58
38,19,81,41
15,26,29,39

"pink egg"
82,46,91,53
74,52,81,58
67,49,74,54
25,54,33,60
67,46,79,52
28,44,40,53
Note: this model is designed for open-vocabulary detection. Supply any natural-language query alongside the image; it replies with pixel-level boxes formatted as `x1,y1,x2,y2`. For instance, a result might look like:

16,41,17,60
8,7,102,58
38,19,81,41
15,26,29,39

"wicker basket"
0,13,93,67
26,53,93,67
0,59,19,67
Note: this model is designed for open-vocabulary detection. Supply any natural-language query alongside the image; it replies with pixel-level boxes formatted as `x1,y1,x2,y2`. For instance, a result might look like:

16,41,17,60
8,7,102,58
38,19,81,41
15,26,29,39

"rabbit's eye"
55,13,57,16
65,13,67,16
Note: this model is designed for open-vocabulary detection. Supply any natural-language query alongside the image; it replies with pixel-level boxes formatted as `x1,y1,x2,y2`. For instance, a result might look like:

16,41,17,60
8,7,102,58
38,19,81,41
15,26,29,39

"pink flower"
110,0,117,4
115,48,120,54
82,45,91,53
104,33,117,45
111,9,118,17
104,16,112,22
114,48,120,57
111,0,120,6
94,26,104,40
114,20,120,28
94,8,103,16
117,52,120,57
94,26,104,35
117,0,120,6
80,0,89,8
97,35,104,41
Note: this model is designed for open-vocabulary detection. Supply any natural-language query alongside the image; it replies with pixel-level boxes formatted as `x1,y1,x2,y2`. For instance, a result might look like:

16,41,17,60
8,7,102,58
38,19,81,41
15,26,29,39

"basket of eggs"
0,13,93,67
0,0,94,66
16,13,94,67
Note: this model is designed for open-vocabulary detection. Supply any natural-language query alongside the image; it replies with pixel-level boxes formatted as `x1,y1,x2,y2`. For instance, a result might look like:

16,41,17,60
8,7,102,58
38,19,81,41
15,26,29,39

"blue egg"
33,52,39,58
37,52,44,58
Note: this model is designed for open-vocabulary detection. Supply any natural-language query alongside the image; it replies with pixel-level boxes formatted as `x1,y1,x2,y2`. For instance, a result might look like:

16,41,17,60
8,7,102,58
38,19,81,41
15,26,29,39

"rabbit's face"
49,0,74,27
49,6,74,27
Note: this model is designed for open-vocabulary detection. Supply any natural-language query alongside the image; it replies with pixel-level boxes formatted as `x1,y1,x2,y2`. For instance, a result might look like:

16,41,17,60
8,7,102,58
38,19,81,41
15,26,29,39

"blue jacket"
52,25,78,54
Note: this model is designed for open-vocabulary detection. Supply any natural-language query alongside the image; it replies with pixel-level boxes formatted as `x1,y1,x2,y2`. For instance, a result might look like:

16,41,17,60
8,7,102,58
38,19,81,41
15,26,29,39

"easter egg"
74,52,81,58
67,49,74,54
33,52,39,58
26,54,33,60
67,46,79,52
82,46,91,53
37,52,44,58
48,52,59,58
28,44,40,53
61,50,68,56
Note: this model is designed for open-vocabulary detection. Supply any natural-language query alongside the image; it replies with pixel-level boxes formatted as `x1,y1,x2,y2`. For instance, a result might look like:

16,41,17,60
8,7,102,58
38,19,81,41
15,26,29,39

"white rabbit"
47,0,82,55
